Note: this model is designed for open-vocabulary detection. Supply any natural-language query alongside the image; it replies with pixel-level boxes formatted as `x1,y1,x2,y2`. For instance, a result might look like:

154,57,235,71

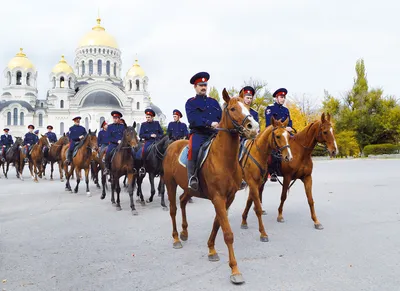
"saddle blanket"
178,138,214,169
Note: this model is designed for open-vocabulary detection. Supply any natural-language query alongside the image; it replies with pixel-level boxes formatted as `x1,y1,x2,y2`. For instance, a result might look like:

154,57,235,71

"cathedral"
0,17,165,137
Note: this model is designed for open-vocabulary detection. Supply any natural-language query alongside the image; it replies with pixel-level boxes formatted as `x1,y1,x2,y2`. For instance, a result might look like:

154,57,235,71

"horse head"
270,117,293,162
15,137,23,145
124,121,139,149
40,134,51,148
316,113,338,157
221,88,259,139
87,129,99,152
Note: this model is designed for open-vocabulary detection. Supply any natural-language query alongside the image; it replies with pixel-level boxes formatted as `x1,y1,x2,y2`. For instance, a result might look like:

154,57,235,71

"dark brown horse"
64,130,98,195
105,123,139,214
28,135,51,182
242,113,338,231
163,89,259,284
1,137,23,179
239,118,293,241
42,134,69,181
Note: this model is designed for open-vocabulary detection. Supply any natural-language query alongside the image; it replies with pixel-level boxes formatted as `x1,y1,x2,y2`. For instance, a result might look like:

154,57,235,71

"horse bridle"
216,105,252,136
301,122,328,152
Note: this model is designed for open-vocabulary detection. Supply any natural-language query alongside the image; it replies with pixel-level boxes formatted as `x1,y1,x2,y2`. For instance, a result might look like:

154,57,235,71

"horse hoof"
180,233,188,241
241,224,248,229
277,217,285,223
74,190,78,194
208,253,220,262
162,206,168,211
60,179,64,182
315,223,324,230
136,199,141,203
50,178,53,181
260,236,269,242
262,210,267,215
132,210,138,216
34,179,38,183
100,194,106,200
86,192,91,197
141,201,146,206
116,206,122,211
230,273,245,285
173,241,183,249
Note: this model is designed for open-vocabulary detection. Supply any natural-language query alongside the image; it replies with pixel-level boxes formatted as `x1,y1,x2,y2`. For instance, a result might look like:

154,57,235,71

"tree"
321,90,340,121
286,101,308,131
209,86,220,102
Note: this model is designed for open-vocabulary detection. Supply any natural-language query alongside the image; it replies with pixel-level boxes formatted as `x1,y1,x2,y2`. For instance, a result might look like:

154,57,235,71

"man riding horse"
104,111,125,175
167,109,189,141
1,128,14,162
66,116,87,165
23,125,39,162
135,109,164,176
97,120,109,159
185,71,222,191
43,125,57,159
241,86,259,122
265,88,293,182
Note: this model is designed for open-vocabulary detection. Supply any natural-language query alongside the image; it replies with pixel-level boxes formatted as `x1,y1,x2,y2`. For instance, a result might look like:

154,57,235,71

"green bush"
363,144,400,156
336,130,360,158
311,146,328,156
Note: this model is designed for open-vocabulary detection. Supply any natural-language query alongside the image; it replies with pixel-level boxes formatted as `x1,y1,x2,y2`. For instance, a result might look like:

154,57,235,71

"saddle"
72,141,85,158
179,137,215,170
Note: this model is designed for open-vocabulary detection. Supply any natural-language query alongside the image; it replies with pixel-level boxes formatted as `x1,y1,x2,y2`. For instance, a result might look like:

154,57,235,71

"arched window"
60,100,64,108
13,108,18,125
7,112,11,125
143,80,147,92
40,103,43,108
26,72,31,86
81,61,85,76
20,112,24,125
85,117,89,130
60,122,64,135
16,71,22,85
99,116,105,129
94,48,97,54
136,102,140,110
68,77,72,89
90,48,92,54
7,71,11,85
129,80,132,91
52,77,56,88
97,59,102,75
60,76,65,88
106,61,110,76
103,49,105,54
136,79,140,91
113,63,117,76
89,60,93,76
39,113,43,127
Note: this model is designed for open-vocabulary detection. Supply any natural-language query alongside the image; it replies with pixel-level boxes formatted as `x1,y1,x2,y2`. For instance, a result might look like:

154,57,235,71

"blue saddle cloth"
238,138,247,161
179,138,214,169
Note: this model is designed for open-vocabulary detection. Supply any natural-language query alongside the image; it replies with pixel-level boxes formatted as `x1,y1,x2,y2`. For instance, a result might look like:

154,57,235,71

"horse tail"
90,161,97,182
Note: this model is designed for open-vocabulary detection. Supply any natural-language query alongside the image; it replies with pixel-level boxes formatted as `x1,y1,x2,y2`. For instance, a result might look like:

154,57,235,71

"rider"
97,120,109,159
43,125,57,159
66,116,87,165
185,72,222,191
167,109,189,140
104,111,125,175
23,125,39,162
1,128,14,162
136,108,164,175
265,88,293,182
240,86,259,122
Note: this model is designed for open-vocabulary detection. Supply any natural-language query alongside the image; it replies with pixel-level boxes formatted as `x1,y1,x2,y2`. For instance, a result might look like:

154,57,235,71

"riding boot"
239,180,247,190
24,146,29,162
139,159,146,176
66,149,73,165
103,153,111,175
187,160,199,191
1,148,4,162
270,173,278,182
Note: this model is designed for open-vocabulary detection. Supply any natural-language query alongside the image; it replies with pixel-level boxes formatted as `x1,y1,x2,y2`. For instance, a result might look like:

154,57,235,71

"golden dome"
7,48,35,71
78,18,118,48
127,59,146,78
52,55,74,74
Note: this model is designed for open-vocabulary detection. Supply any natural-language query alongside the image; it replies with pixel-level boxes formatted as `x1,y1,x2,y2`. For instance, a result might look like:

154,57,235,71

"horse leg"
5,162,10,179
100,170,107,200
146,173,156,203
249,183,269,242
157,179,162,197
259,182,267,215
111,176,116,205
19,158,25,181
302,175,323,230
212,195,244,284
179,192,190,241
64,163,72,191
50,162,54,181
159,176,168,210
166,179,181,249
136,176,145,205
277,175,291,223
74,168,81,193
241,196,253,229
58,161,64,182
127,173,138,215
85,168,91,197
115,179,122,211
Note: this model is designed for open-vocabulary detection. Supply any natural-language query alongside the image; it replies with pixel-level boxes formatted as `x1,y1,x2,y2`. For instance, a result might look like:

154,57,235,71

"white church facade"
0,17,165,138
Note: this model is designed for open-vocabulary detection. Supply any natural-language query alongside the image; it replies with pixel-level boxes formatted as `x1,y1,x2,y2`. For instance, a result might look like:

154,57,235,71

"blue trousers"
135,141,154,160
188,133,210,162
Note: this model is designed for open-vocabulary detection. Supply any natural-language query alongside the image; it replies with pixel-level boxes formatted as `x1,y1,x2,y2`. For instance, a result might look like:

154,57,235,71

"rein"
215,105,252,136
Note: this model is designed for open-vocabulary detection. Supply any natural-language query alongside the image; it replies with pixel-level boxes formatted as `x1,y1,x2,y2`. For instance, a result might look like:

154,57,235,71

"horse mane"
292,120,321,147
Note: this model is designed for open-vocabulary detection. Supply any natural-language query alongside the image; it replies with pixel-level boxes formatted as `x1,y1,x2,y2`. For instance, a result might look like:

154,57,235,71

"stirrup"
239,180,247,190
1,158,5,162
103,168,110,175
24,158,28,162
139,167,146,175
188,176,199,191
270,173,278,182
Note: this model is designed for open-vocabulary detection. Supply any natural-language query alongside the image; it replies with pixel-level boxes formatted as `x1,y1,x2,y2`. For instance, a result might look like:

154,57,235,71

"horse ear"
89,129,92,134
133,121,136,129
283,117,289,127
239,89,245,99
327,113,331,122
271,116,276,127
321,112,326,122
222,88,231,103
94,129,97,134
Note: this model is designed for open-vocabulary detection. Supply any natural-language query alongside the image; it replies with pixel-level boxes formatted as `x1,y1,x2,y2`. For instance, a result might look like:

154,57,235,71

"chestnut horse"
104,123,139,214
42,134,69,181
163,89,259,284
28,135,51,182
64,130,98,196
1,137,23,179
242,113,338,231
239,118,293,241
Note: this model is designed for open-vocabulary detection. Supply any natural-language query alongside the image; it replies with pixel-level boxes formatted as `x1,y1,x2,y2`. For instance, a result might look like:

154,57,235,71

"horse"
239,118,293,241
134,135,172,210
243,113,338,231
162,88,259,284
64,130,98,196
1,137,23,179
27,135,51,182
104,122,139,214
42,134,69,181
